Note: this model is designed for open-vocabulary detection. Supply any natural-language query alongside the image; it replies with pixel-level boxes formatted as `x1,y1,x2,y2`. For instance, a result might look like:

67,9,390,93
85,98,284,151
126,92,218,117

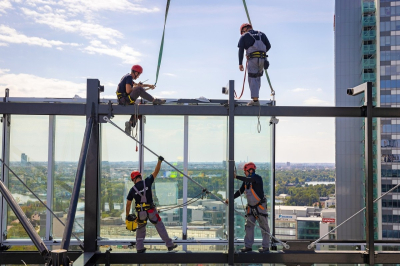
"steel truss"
0,80,399,265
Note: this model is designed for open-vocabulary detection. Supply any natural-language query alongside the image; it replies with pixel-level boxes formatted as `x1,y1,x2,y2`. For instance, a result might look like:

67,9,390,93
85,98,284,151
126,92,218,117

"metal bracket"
0,244,10,251
99,101,114,123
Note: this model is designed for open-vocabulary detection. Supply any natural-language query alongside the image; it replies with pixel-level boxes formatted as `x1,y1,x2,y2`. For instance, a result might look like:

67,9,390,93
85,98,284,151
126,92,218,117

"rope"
309,181,400,249
241,0,276,100
154,0,171,86
103,116,289,248
0,159,84,246
158,191,205,213
235,61,248,100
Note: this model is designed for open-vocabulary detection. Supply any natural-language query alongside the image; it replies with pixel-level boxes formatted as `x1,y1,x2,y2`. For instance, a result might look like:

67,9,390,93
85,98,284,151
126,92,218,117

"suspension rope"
309,181,400,249
0,159,84,246
103,116,289,248
154,0,171,86
158,190,205,213
241,0,276,100
235,61,248,99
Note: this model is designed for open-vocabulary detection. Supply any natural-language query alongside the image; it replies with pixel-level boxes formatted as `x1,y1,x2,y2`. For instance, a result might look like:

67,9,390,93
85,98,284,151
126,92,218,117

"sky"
0,0,336,163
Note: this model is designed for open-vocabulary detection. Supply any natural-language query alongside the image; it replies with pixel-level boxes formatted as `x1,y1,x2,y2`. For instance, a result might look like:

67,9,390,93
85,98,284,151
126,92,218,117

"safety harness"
244,183,268,219
116,90,135,105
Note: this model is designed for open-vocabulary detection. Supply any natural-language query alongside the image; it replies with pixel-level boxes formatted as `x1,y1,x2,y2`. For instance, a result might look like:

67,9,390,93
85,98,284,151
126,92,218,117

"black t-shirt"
237,30,271,65
126,175,155,204
117,73,134,94
234,173,264,200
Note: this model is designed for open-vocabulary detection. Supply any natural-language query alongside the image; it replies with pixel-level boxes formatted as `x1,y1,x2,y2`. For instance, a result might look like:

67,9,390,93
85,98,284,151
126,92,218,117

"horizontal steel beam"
0,102,86,115
0,251,81,264
1,101,400,118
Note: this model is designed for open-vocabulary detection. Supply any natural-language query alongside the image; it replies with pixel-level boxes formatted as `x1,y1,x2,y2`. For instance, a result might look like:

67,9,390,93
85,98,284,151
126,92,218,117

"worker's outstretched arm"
126,200,132,217
152,156,164,179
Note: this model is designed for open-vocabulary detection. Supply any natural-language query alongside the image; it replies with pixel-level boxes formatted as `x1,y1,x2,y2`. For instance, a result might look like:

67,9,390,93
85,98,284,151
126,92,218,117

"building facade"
335,0,400,240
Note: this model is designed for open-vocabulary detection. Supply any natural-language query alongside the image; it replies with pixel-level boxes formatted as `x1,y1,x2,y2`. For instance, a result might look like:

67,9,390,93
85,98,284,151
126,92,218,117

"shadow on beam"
0,251,82,265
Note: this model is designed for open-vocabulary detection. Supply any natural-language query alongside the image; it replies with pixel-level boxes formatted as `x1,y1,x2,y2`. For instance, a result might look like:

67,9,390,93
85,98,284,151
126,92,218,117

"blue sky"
0,0,336,163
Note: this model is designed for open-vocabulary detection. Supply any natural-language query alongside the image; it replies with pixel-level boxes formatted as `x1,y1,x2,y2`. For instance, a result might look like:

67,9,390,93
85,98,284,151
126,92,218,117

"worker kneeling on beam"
116,64,166,133
238,23,271,106
125,156,177,253
226,162,270,253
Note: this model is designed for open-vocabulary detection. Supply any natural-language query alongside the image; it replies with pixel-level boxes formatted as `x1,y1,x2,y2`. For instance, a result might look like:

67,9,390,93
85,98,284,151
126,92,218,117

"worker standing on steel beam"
116,65,166,132
238,24,271,106
125,156,178,253
226,162,270,253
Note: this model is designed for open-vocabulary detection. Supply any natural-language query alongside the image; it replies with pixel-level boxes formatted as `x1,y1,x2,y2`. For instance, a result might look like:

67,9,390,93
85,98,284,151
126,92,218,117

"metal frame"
1,80,400,265
46,115,56,241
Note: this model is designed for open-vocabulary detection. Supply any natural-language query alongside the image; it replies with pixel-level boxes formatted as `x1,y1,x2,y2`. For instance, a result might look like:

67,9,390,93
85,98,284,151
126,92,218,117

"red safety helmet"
131,171,142,181
131,65,143,74
243,162,256,172
240,23,252,35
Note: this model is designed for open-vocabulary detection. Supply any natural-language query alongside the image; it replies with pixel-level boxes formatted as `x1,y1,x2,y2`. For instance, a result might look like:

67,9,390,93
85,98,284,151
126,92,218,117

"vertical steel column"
84,79,101,254
182,115,188,242
0,89,10,247
228,80,235,266
271,119,276,239
365,82,375,265
46,115,56,240
139,117,145,172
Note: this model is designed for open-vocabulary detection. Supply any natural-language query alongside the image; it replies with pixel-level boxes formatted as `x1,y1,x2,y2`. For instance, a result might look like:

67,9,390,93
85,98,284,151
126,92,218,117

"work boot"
137,247,147,253
247,100,260,106
125,121,132,135
240,247,252,253
258,247,269,253
153,98,166,105
168,243,178,251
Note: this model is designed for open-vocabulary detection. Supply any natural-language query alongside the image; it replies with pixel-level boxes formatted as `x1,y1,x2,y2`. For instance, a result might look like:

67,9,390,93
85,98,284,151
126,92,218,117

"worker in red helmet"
225,162,270,253
116,65,166,133
238,23,271,106
125,155,177,253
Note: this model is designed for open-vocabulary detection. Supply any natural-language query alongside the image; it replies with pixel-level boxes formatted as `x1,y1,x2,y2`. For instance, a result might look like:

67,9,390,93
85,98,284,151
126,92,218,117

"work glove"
158,156,164,162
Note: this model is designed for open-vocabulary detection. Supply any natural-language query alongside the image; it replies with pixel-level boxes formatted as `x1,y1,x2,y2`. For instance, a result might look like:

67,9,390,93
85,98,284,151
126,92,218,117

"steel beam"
0,102,86,115
0,251,81,264
365,83,375,265
182,115,188,242
228,80,235,265
45,115,56,240
0,89,10,247
84,79,101,256
61,116,93,250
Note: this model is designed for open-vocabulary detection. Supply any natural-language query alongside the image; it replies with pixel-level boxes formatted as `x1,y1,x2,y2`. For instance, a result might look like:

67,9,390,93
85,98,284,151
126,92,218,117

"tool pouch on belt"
126,213,138,231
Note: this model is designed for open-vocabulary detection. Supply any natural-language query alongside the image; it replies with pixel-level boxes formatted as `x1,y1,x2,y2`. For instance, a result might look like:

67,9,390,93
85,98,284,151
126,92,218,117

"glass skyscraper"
336,0,400,241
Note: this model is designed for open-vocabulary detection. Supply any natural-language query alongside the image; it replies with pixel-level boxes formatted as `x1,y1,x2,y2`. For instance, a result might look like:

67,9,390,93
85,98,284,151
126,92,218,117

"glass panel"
143,116,183,240
234,116,272,248
7,115,48,239
187,116,227,240
52,116,86,240
100,116,139,239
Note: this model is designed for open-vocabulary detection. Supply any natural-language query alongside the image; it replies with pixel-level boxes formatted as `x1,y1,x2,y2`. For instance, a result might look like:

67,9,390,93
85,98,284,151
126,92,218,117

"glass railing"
362,30,376,41
363,73,376,82
362,2,375,13
362,15,376,27
363,44,376,55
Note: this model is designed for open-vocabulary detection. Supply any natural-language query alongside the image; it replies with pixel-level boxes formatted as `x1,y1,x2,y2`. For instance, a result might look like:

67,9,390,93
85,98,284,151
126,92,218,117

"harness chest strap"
132,180,149,211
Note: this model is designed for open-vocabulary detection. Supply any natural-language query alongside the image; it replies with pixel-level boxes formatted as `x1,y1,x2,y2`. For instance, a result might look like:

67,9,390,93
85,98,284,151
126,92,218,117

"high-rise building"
335,0,400,241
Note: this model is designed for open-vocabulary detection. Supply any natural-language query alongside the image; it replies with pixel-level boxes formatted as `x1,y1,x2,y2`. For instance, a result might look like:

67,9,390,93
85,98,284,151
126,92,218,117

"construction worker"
226,162,270,253
116,65,166,132
125,156,178,253
238,23,271,106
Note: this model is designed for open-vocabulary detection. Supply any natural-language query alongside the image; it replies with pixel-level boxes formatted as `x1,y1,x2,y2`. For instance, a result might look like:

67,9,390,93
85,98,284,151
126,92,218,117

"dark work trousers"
118,86,154,105
136,208,174,251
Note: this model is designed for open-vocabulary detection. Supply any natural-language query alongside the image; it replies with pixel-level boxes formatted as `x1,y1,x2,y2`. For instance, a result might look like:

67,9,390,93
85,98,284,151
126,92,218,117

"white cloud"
317,88,322,92
159,91,177,96
21,7,123,44
303,97,330,106
163,73,177,77
0,70,85,97
0,25,80,48
83,40,141,64
0,0,12,14
292,88,310,92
